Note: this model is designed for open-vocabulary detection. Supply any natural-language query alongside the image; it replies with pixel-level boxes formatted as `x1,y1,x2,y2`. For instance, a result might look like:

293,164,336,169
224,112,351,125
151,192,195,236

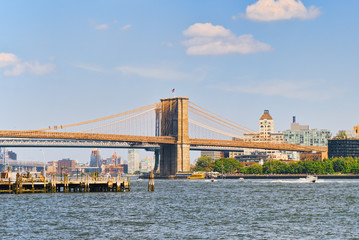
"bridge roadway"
0,138,245,152
0,130,327,152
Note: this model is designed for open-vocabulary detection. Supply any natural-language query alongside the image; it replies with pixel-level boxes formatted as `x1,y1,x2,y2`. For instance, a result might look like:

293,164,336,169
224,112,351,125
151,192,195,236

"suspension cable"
189,101,255,133
34,102,160,131
189,105,253,134
79,108,155,133
189,108,246,135
189,119,242,139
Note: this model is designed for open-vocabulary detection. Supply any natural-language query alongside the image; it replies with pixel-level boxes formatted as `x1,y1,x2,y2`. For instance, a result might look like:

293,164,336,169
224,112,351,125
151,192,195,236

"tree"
214,158,244,174
287,161,305,174
192,156,214,172
334,131,347,139
262,160,288,174
332,158,345,173
245,163,263,174
323,159,334,174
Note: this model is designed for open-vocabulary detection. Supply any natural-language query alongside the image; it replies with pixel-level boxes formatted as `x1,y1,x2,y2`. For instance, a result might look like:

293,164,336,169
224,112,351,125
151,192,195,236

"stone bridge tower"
160,97,190,177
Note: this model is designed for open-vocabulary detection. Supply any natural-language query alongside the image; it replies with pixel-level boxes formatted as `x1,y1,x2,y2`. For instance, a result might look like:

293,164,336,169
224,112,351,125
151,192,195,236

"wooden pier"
0,172,130,194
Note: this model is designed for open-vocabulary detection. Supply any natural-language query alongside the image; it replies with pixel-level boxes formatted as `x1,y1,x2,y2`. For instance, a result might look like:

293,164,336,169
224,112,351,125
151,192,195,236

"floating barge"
0,172,130,194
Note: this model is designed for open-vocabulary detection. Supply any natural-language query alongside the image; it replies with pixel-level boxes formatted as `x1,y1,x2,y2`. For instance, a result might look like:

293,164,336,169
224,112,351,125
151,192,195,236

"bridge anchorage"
0,97,327,177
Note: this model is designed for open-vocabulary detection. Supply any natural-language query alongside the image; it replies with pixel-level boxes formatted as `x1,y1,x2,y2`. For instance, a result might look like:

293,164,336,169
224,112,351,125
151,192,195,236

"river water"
1,179,359,239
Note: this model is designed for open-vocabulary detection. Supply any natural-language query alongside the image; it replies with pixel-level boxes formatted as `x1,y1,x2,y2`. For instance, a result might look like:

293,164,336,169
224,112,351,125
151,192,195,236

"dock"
0,172,130,194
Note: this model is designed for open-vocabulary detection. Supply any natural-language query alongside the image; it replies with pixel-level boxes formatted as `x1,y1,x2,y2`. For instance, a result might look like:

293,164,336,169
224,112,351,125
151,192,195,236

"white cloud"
95,24,109,30
116,65,192,81
0,53,55,76
182,23,273,55
244,0,320,21
26,61,55,75
0,53,19,67
214,80,334,101
121,24,132,31
184,23,231,37
74,63,106,73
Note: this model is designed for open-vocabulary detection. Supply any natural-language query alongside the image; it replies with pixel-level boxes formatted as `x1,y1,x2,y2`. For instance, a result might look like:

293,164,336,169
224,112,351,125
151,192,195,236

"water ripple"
1,179,359,239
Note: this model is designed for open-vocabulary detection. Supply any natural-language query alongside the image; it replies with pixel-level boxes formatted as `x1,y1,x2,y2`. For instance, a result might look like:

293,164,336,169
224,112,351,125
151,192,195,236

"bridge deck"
0,130,327,152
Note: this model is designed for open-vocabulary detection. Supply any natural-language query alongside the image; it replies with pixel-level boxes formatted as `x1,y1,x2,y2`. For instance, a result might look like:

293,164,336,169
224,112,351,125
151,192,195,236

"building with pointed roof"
259,110,274,141
238,110,287,160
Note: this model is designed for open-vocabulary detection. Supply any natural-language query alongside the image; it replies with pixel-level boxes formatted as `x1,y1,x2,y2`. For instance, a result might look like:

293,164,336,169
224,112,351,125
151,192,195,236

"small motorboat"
300,175,317,183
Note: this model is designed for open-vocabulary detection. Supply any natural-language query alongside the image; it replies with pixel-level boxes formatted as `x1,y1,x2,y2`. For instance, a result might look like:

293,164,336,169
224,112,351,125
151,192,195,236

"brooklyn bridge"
0,97,327,176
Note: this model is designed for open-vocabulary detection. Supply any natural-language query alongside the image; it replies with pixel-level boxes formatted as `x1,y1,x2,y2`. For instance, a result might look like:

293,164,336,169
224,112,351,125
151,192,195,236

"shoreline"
139,174,359,180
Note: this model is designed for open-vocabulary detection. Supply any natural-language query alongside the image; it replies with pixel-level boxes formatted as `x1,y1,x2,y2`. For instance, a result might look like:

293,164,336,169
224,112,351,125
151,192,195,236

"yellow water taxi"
187,173,206,179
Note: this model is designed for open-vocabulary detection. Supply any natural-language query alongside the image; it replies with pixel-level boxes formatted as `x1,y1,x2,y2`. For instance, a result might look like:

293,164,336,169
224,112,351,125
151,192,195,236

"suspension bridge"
0,97,327,176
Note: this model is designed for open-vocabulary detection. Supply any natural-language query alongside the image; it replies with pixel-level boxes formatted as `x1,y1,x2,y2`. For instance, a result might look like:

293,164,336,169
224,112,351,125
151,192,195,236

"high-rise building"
283,117,331,159
90,148,102,171
140,156,155,173
259,110,274,141
112,151,121,166
240,110,286,160
243,110,284,143
128,149,139,174
283,117,331,146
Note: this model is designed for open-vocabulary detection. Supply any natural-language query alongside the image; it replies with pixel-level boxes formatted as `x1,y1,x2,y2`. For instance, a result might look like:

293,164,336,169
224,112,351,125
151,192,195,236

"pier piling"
148,170,155,192
0,172,130,194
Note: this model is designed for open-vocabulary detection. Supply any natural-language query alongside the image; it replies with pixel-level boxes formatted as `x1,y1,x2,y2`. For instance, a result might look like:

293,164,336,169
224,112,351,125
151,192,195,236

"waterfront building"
259,110,274,141
90,148,102,168
128,149,139,174
283,117,331,159
112,151,121,166
120,164,128,174
140,156,155,173
354,125,359,134
235,150,267,165
200,151,244,160
102,164,124,176
200,151,221,160
328,139,359,158
243,110,284,143
57,158,76,174
239,110,287,160
46,161,58,174
299,152,323,161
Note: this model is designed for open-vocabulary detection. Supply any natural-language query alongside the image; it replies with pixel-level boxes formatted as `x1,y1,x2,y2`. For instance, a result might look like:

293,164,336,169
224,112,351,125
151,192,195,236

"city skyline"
1,0,358,162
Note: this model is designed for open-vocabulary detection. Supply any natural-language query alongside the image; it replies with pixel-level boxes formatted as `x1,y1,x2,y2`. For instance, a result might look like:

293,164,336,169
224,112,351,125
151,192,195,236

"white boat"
300,175,317,183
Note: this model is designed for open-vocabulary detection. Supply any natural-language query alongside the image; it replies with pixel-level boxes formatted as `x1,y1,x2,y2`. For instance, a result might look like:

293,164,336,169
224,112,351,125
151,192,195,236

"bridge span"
0,138,248,152
0,133,327,153
0,97,328,176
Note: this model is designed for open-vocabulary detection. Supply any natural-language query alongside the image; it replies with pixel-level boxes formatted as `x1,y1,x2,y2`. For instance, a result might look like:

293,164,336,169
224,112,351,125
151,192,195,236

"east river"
1,179,359,239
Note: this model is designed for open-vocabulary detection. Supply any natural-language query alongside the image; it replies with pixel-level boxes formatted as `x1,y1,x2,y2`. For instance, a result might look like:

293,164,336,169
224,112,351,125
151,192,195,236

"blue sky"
1,0,358,163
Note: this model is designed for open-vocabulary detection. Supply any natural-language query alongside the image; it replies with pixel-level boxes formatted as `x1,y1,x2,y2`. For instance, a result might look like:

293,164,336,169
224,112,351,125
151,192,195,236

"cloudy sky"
1,0,358,163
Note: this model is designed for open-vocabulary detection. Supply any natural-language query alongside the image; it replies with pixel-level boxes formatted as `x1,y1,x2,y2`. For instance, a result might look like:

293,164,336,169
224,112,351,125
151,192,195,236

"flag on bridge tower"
172,88,175,97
